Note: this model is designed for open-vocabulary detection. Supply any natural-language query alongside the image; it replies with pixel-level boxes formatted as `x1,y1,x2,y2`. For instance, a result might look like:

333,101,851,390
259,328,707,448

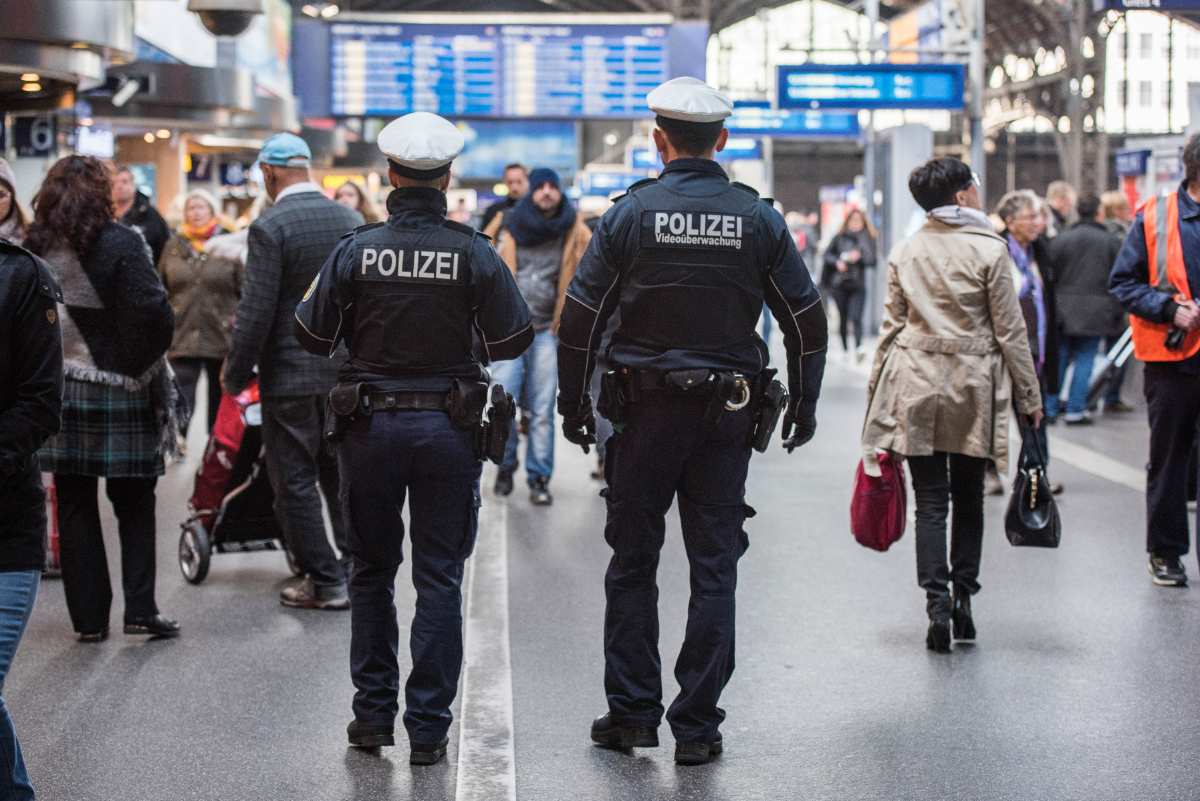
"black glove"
781,400,816,453
560,397,597,454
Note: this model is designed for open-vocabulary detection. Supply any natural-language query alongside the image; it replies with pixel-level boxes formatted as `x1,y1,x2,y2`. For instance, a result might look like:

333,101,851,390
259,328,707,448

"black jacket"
821,230,877,292
1001,230,1060,394
1048,220,1125,338
480,195,518,233
120,191,170,267
0,241,63,571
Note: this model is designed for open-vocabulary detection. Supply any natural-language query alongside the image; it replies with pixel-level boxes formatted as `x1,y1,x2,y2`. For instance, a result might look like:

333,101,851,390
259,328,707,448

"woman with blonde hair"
158,188,240,432
334,180,383,223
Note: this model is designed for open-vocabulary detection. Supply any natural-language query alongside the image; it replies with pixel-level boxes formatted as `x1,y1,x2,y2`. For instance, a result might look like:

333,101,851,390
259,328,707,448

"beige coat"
158,232,243,360
862,220,1042,474
485,211,593,330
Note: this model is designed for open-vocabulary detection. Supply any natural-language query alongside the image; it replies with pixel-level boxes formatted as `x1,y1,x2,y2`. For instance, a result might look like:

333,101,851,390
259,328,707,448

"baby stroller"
178,379,301,584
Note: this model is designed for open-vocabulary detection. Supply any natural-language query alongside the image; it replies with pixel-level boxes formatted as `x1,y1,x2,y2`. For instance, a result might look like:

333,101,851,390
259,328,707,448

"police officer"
295,111,533,766
557,77,829,766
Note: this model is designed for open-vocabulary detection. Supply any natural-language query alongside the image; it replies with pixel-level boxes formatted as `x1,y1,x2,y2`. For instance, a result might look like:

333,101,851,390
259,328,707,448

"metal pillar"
864,0,879,226
969,0,986,200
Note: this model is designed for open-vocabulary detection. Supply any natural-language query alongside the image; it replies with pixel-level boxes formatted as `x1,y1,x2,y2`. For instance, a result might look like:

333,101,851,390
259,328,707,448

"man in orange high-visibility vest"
1110,133,1200,587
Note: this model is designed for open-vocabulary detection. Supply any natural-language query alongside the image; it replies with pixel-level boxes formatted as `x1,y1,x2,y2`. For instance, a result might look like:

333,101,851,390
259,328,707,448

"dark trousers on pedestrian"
602,392,753,745
261,395,348,588
171,356,223,432
831,284,865,351
55,474,158,633
1143,363,1200,559
907,453,987,616
338,410,481,745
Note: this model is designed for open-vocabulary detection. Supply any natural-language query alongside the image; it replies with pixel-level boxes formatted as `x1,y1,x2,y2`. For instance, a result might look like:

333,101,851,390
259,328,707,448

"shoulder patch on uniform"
612,176,659,203
730,181,760,198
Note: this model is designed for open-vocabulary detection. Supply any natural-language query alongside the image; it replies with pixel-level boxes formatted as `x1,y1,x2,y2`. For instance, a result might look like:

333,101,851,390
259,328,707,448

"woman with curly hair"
334,179,383,223
26,155,183,642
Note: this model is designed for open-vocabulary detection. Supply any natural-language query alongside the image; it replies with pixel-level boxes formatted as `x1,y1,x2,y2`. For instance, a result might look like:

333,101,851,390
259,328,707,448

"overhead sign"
777,63,966,110
1115,149,1151,177
576,170,649,197
330,21,672,118
727,106,861,138
454,120,577,178
716,137,762,161
14,116,56,158
627,147,658,170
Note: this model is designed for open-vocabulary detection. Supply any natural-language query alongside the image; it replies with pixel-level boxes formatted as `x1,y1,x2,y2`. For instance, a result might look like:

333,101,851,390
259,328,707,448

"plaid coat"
224,189,362,398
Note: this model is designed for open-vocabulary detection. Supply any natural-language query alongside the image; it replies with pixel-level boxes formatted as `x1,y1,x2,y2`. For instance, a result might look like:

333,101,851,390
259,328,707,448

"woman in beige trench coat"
862,158,1043,653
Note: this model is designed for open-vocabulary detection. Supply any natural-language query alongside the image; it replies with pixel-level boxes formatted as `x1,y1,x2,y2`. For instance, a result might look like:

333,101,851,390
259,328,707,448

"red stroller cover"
850,452,908,552
190,380,259,525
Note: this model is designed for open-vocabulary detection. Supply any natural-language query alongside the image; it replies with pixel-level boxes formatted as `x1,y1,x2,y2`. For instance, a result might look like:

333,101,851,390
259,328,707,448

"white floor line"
455,500,517,801
836,348,1147,493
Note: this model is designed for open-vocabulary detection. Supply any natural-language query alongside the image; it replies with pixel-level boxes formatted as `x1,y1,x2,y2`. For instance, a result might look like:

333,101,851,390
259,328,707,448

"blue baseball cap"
257,132,311,168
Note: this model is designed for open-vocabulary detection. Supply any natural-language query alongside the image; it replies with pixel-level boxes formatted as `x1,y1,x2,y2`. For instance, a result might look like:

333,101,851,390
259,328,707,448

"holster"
748,369,788,453
325,382,366,442
598,368,632,428
448,379,488,431
477,384,516,464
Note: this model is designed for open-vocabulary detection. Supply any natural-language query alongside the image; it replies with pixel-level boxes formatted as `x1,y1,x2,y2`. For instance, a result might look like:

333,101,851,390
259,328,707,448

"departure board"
330,22,671,118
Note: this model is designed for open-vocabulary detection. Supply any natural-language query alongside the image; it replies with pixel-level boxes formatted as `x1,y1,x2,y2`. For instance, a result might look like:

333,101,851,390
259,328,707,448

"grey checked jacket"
225,190,363,398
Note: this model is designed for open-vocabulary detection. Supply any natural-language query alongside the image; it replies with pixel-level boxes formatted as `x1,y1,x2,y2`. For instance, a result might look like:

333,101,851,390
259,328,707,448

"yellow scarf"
180,219,219,253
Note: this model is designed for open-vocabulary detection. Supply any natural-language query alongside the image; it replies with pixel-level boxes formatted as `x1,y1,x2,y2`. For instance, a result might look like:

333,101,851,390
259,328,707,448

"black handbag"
1005,423,1062,548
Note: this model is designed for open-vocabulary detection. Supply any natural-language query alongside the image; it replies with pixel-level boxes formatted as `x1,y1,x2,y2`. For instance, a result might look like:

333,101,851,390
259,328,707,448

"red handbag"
850,452,908,552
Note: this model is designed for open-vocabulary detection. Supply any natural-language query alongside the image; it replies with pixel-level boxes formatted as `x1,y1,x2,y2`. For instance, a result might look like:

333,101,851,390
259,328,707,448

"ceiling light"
144,132,156,143
156,129,171,139
20,73,39,82
301,4,319,16
21,82,41,93
320,3,340,18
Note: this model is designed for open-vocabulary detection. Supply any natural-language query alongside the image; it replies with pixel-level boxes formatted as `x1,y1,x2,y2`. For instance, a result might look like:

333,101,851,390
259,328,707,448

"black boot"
347,719,394,748
925,593,952,653
410,737,449,766
124,614,181,638
494,469,514,497
952,588,976,641
590,713,658,750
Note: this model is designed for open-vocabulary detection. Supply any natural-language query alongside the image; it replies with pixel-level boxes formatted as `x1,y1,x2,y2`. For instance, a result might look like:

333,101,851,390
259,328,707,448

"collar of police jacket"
386,187,448,219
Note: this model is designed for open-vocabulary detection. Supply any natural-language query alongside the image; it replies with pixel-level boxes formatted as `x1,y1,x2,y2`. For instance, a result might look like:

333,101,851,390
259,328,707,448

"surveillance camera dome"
187,0,263,37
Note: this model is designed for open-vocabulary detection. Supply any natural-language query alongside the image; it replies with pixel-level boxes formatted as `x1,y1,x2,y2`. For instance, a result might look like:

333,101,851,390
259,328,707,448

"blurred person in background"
335,180,383,224
822,207,877,361
489,168,592,505
0,235,63,801
1045,194,1123,424
158,189,241,433
863,158,1043,653
481,162,529,234
1045,180,1077,237
223,133,362,610
27,156,182,642
991,190,1061,493
0,159,29,245
1099,190,1135,412
111,164,170,266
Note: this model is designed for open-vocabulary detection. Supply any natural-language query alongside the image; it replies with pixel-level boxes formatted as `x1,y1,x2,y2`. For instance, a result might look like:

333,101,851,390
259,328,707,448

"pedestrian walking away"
222,132,363,610
822,207,877,361
1046,193,1124,424
0,237,63,801
1109,133,1200,588
295,111,532,766
862,158,1043,653
28,156,184,642
556,76,828,766
486,166,592,505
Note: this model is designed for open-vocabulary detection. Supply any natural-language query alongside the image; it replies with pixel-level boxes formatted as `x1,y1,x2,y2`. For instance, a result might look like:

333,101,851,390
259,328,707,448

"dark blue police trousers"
602,392,754,744
337,410,481,745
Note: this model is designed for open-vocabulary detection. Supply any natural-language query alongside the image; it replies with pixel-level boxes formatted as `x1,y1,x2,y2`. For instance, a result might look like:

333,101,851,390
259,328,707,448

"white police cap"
647,77,733,123
377,111,465,179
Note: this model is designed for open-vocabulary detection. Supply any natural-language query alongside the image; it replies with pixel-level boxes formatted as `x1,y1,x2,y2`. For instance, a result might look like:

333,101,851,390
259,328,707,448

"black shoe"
78,628,109,643
281,576,350,610
952,590,976,641
674,736,723,766
530,477,553,506
590,713,659,750
1064,414,1094,426
1106,400,1135,414
494,469,514,497
410,737,449,766
926,619,952,653
347,719,394,748
1050,482,1065,496
123,614,181,638
1149,555,1188,587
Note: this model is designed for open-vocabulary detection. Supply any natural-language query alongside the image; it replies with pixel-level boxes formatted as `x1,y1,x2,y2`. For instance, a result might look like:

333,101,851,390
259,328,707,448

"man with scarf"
489,167,592,505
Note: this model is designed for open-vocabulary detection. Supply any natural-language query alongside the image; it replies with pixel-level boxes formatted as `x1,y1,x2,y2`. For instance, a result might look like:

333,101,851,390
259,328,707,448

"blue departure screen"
330,22,671,118
777,64,966,110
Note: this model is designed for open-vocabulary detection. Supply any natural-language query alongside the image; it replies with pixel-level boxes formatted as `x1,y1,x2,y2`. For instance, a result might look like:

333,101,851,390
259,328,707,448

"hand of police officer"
781,400,817,453
560,399,597,454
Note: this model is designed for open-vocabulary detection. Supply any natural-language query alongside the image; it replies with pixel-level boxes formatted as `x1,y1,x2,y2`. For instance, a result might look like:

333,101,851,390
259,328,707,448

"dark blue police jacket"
295,187,533,391
557,157,828,414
